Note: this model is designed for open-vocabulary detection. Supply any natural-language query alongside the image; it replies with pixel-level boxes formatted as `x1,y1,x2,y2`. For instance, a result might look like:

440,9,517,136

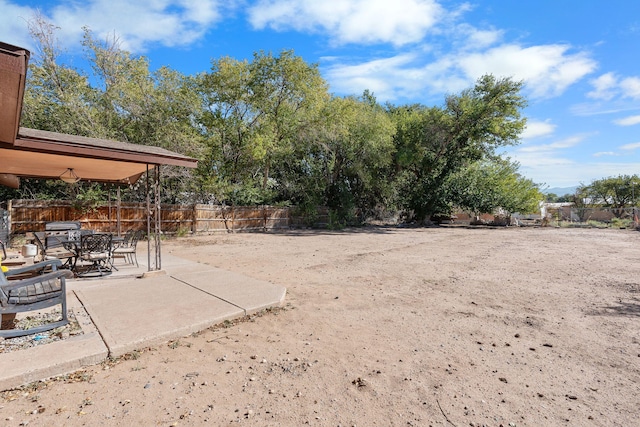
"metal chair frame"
76,233,113,277
1,242,72,338
112,230,143,267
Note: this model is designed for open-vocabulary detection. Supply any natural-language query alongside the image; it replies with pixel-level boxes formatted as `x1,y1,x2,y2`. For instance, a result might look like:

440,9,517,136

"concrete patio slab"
172,269,287,315
74,275,245,358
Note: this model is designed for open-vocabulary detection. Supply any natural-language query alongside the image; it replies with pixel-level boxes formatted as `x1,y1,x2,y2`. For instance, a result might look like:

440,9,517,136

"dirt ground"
1,226,639,426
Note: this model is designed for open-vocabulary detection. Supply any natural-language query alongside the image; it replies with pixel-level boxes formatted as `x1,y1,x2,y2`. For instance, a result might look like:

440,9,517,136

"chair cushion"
113,247,134,254
6,277,63,304
82,251,109,261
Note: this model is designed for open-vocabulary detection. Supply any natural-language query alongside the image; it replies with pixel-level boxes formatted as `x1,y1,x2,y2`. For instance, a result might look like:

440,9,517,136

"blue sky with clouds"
2,0,640,189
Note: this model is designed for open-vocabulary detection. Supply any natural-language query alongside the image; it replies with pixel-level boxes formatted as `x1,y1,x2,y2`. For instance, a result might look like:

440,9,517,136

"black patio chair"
76,233,113,277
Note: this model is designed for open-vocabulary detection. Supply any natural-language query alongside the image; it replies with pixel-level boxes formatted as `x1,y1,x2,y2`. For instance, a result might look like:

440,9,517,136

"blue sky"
2,0,640,190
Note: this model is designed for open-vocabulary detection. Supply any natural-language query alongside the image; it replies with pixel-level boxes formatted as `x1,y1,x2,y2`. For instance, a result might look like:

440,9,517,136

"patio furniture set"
33,226,143,278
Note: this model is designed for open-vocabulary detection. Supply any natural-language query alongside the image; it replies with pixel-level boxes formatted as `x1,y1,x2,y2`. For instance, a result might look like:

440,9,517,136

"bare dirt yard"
1,226,639,426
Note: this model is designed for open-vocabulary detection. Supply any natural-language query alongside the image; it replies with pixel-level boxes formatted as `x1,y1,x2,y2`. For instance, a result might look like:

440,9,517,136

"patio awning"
1,41,197,186
0,127,198,184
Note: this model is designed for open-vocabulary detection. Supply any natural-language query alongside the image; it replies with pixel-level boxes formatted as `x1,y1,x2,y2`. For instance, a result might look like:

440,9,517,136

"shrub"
611,217,633,229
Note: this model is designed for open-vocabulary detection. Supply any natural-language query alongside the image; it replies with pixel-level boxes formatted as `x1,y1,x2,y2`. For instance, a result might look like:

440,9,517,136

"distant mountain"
543,186,578,195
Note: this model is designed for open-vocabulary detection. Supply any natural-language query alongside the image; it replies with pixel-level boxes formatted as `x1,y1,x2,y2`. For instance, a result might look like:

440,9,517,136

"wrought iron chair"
112,230,143,267
76,233,113,277
1,241,73,338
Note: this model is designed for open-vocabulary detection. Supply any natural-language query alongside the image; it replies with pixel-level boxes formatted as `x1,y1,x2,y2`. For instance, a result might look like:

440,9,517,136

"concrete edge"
106,309,244,358
243,288,288,316
0,300,108,391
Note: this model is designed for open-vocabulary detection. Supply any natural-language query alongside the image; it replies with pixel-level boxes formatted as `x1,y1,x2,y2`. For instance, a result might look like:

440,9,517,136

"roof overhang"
0,41,29,145
0,127,198,184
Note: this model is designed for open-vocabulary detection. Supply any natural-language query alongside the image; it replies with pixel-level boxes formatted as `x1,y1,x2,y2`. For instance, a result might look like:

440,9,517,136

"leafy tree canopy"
6,16,544,226
389,75,529,220
448,157,543,215
577,175,640,210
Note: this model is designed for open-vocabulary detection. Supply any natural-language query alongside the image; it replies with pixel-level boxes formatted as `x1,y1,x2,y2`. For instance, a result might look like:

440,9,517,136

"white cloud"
247,0,444,46
570,102,639,117
248,3,594,101
614,115,640,126
588,73,640,101
619,142,640,150
519,135,584,153
522,120,556,139
324,53,432,101
324,41,595,103
0,1,36,49
457,44,596,98
32,0,228,53
506,130,640,186
510,150,574,168
505,149,576,186
506,147,640,187
620,76,640,99
460,26,503,50
587,73,618,100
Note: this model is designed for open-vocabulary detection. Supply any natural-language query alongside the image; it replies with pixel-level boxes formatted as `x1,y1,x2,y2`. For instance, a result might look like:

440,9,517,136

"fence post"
231,205,235,232
192,204,197,235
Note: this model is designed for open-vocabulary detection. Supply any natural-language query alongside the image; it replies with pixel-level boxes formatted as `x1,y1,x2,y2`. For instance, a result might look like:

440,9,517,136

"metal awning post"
146,165,151,271
145,164,162,271
154,165,161,270
116,186,121,237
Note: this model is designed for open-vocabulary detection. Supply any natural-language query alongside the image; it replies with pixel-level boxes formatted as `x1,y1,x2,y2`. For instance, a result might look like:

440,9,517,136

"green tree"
20,19,202,204
292,92,395,223
579,174,640,217
568,185,596,222
20,16,104,202
390,75,527,221
82,30,204,202
22,16,101,137
545,193,559,202
448,158,543,217
196,50,329,205
248,50,329,192
17,17,540,227
197,56,264,203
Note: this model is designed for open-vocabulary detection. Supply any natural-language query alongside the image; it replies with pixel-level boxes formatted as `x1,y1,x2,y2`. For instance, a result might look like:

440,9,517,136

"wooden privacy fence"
4,200,328,237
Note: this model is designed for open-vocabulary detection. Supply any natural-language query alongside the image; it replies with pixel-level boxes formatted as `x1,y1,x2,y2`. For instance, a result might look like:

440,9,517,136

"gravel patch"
0,311,82,353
